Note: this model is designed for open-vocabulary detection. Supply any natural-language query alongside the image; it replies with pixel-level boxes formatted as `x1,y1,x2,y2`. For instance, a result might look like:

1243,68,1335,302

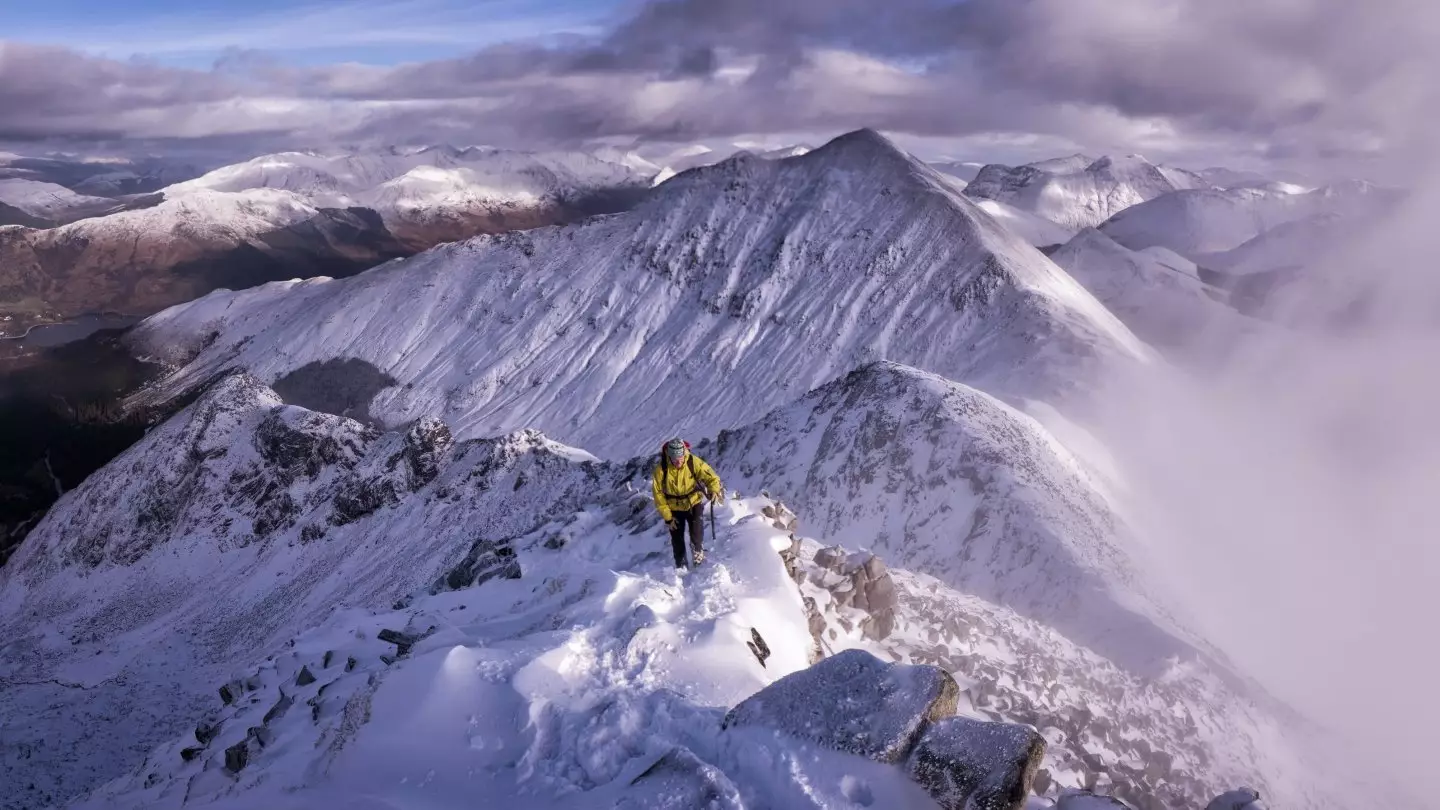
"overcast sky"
0,0,1432,177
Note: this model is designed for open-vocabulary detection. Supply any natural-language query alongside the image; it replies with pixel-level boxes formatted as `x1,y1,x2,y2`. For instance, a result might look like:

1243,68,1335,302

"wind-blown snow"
0,177,115,220
128,129,1151,459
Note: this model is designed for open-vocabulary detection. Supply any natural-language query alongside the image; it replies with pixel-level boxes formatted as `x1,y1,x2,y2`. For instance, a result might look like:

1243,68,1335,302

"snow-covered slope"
964,155,1208,231
0,186,419,336
1096,187,1319,259
974,198,1078,247
1049,228,1264,348
0,371,625,807
0,368,1361,810
162,145,655,242
0,177,117,223
701,361,1200,675
1098,181,1393,262
127,129,1152,459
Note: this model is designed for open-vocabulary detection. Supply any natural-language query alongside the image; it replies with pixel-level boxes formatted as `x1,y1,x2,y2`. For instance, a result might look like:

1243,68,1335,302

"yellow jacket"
652,451,723,522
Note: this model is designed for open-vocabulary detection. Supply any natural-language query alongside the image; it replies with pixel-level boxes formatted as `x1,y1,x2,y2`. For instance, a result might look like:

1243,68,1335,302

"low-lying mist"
1090,159,1440,793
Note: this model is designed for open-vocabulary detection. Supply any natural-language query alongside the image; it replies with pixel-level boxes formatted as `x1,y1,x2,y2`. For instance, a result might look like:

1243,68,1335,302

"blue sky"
0,0,629,66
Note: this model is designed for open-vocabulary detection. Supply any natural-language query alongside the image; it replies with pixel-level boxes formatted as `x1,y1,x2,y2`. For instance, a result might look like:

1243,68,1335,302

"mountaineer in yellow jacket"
652,437,723,568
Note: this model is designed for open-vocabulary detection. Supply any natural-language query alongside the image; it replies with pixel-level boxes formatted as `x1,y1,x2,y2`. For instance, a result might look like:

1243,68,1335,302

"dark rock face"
722,648,959,763
0,329,168,568
905,716,1046,810
376,626,435,659
1205,787,1266,810
432,537,521,593
271,358,397,427
223,741,248,773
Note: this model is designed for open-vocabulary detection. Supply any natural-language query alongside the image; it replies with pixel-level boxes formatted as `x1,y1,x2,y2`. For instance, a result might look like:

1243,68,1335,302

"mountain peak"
808,127,913,165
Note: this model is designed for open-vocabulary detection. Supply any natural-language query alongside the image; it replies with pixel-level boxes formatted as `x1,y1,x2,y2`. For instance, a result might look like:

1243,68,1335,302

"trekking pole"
710,494,718,546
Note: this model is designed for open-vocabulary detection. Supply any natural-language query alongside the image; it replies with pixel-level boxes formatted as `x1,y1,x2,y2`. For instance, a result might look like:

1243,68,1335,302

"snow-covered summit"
963,153,1208,231
127,128,1151,458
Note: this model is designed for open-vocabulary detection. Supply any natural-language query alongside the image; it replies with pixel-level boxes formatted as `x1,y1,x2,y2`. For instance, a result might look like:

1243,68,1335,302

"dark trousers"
668,506,704,568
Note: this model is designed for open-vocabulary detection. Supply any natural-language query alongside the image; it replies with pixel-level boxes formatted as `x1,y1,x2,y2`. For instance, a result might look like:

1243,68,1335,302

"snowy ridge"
126,129,1151,459
0,369,938,809
964,155,1207,231
0,178,116,221
0,368,1347,809
0,371,627,806
64,499,859,810
163,145,655,229
1097,187,1320,260
46,188,319,245
1049,228,1266,349
700,361,1203,674
1097,182,1394,262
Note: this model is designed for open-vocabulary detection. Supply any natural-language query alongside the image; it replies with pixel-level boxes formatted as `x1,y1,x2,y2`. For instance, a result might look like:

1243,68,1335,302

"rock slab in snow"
906,715,1047,810
1205,787,1266,810
722,647,959,763
1055,790,1136,809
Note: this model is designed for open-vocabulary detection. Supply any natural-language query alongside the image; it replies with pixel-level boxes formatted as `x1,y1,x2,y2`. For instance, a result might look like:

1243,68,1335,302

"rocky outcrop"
723,648,959,763
1206,787,1266,810
810,545,899,641
906,716,1046,810
723,648,1047,810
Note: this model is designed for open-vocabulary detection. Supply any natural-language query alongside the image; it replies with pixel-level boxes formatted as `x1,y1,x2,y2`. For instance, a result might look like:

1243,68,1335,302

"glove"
711,490,725,504
665,519,678,531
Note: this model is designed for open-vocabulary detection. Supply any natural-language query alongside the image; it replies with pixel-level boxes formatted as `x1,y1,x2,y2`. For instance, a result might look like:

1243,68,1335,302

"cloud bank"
0,0,1431,173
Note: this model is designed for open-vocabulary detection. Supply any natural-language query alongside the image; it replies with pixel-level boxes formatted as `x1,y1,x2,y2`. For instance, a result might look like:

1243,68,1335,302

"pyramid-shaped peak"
810,128,915,164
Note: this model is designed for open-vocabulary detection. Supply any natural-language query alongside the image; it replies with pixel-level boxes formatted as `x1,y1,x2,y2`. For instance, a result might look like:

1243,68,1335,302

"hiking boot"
692,548,706,566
